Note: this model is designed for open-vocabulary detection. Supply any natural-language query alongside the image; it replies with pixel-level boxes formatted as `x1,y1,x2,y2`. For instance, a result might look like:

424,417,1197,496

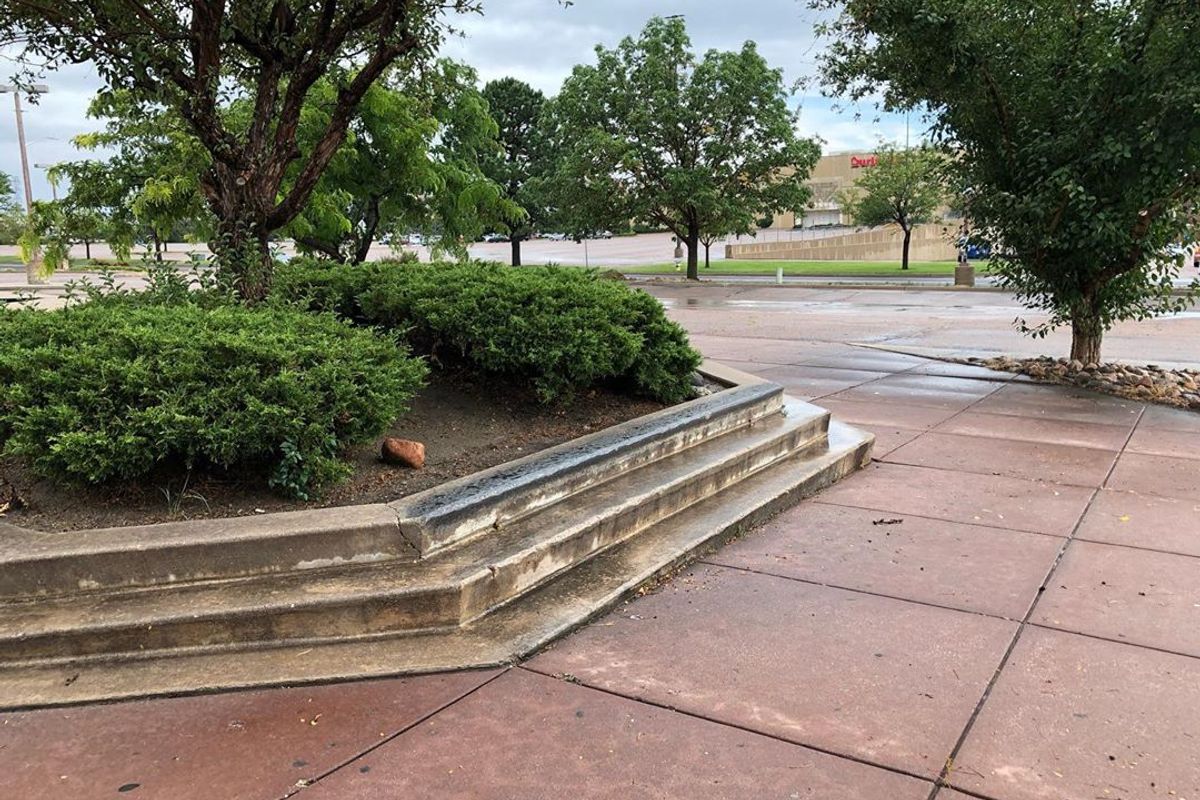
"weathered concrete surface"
5,283,1199,799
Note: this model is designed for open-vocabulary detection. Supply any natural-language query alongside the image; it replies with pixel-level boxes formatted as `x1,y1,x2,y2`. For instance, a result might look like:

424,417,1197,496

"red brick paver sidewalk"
4,339,1199,799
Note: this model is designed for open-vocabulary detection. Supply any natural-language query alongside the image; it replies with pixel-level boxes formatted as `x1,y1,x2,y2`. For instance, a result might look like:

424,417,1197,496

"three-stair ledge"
0,361,873,709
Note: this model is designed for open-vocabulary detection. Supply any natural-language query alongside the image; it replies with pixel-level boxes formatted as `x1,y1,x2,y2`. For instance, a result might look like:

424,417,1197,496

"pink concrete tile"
1033,540,1200,656
708,502,1061,618
905,361,1016,382
859,425,925,458
1138,402,1200,433
883,432,1117,487
825,375,997,412
302,669,931,800
529,566,1017,778
973,383,1143,427
1108,452,1200,501
754,364,890,399
816,462,1095,536
935,410,1131,451
0,671,497,800
951,627,1200,800
1077,489,1200,557
797,350,930,373
686,334,831,367
813,397,961,431
1125,426,1200,460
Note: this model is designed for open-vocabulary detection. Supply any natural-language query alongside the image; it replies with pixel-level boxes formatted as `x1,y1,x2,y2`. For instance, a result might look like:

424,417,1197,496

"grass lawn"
620,259,966,276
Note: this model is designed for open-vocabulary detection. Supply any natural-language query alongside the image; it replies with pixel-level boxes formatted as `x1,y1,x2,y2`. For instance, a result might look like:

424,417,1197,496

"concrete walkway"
4,331,1199,797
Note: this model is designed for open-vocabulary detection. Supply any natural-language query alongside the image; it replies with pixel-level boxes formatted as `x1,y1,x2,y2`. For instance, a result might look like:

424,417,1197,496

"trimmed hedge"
0,298,427,498
273,260,702,403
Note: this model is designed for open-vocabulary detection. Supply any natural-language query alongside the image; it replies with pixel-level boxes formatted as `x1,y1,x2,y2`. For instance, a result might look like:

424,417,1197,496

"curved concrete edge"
0,415,873,711
0,360,780,598
391,362,782,556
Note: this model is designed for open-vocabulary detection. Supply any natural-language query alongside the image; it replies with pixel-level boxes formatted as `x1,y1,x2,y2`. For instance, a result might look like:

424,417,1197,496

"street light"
0,83,49,284
0,84,49,212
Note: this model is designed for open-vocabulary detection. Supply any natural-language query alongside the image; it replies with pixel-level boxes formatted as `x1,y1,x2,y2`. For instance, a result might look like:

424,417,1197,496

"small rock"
381,438,426,469
1068,359,1084,372
690,372,706,387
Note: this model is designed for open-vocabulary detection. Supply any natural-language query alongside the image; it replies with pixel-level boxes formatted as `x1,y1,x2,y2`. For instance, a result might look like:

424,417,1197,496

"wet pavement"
3,285,1200,799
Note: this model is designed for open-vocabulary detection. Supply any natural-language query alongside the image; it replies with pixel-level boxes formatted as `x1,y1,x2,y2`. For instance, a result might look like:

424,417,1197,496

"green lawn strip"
619,260,968,276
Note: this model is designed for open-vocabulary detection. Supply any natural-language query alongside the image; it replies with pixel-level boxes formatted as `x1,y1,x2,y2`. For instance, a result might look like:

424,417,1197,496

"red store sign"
850,155,879,169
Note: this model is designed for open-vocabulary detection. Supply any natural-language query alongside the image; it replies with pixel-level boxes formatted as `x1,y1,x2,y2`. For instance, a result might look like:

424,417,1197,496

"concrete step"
0,421,873,710
0,401,828,664
391,373,784,557
0,366,780,599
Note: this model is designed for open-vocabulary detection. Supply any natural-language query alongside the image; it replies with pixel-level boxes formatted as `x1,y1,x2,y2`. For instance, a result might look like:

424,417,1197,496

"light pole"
0,84,50,284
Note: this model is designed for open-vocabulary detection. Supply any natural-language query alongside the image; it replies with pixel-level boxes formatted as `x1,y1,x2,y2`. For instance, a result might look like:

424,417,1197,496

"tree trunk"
685,222,700,281
704,241,711,269
84,240,91,260
212,214,273,302
901,226,912,271
511,236,522,267
1069,310,1103,364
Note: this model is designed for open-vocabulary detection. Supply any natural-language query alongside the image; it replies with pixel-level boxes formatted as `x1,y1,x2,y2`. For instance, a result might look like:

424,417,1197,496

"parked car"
481,232,510,243
594,230,614,239
544,232,568,241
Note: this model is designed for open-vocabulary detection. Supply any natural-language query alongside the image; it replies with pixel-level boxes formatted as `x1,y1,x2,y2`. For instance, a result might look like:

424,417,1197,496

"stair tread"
0,402,829,643
0,421,872,710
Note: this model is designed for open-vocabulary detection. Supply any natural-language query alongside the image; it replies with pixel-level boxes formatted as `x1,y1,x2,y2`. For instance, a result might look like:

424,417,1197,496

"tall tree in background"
481,77,548,266
52,91,213,261
841,145,944,271
820,0,1200,362
0,0,477,300
287,61,514,263
545,16,819,280
0,173,23,245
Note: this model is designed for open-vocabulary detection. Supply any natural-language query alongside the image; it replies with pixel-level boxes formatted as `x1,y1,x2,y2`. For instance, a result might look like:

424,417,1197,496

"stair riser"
0,506,412,601
457,427,829,623
0,421,824,665
397,384,785,557
2,587,461,663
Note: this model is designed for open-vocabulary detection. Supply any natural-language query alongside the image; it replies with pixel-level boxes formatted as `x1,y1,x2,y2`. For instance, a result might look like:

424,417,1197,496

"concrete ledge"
0,421,873,710
391,362,780,556
0,505,409,600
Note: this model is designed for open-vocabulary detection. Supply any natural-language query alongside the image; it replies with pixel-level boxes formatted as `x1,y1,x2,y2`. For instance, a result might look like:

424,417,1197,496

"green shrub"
0,298,427,498
273,260,702,403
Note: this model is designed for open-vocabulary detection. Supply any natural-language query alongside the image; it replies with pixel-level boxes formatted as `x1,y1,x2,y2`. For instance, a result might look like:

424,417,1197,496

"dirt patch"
0,370,666,533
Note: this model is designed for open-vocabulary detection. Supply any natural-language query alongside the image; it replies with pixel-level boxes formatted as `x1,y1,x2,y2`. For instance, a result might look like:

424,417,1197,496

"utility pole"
0,84,50,284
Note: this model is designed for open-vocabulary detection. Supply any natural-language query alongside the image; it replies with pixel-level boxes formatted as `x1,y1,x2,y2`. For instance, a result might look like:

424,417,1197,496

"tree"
544,16,820,280
287,61,513,263
820,0,1200,363
0,0,476,300
840,145,944,271
481,77,548,266
51,91,212,261
0,173,23,245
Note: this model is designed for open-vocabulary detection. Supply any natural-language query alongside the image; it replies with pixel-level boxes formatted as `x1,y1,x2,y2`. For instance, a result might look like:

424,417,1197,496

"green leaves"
542,15,820,278
821,0,1200,358
0,297,427,498
273,260,703,404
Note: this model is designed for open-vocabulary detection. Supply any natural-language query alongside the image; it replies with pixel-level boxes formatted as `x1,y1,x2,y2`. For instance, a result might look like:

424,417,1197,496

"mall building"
766,150,889,230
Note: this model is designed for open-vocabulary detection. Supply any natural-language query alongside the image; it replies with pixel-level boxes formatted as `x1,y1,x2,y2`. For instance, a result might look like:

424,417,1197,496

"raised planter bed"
0,361,872,709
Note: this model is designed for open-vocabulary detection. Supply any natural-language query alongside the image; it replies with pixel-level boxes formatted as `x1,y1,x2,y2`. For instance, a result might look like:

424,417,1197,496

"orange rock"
381,438,426,469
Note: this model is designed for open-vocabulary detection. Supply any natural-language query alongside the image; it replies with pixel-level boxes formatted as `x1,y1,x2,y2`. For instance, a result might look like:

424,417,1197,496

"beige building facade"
767,150,884,230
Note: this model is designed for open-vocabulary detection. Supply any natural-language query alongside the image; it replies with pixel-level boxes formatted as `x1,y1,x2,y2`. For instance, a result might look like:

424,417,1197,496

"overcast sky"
0,0,910,205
